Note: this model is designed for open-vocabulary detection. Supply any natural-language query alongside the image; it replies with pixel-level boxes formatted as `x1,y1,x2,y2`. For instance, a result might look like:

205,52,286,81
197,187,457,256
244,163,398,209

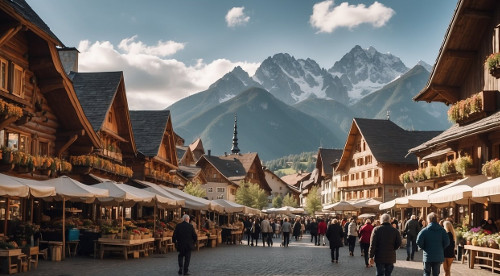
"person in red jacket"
317,218,327,246
359,218,374,268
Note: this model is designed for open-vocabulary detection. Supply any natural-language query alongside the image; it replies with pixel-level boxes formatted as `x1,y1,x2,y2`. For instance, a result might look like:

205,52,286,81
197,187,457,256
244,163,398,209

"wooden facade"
196,153,271,201
409,0,500,224
0,1,100,179
129,110,179,186
335,118,439,203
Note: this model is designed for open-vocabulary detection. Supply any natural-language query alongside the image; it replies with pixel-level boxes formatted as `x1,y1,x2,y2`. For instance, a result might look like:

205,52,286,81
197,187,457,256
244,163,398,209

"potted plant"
486,52,500,78
455,156,473,177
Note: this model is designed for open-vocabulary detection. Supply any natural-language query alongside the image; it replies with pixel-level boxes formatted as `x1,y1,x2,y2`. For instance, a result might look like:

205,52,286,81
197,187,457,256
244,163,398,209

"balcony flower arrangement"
486,52,500,78
399,160,457,184
70,155,133,178
447,93,483,124
482,158,500,178
0,99,23,120
455,155,473,176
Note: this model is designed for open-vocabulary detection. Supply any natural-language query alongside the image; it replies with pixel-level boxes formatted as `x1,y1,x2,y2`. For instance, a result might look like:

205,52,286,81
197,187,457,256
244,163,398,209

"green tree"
305,186,322,216
183,182,206,198
236,182,268,210
272,194,283,208
282,193,298,207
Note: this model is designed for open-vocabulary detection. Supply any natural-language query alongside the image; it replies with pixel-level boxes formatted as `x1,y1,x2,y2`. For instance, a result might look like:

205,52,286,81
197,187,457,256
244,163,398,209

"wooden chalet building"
315,148,343,206
0,0,101,172
0,0,105,231
263,167,301,207
69,71,136,183
196,152,271,201
335,118,440,202
409,0,500,224
129,110,180,186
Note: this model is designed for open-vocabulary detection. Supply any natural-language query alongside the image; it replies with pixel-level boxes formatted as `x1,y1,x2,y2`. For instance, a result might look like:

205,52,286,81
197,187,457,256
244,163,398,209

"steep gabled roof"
317,148,343,176
414,0,496,103
337,118,441,170
129,110,170,157
281,172,311,186
1,0,63,45
70,71,123,132
201,153,257,182
189,138,205,161
410,110,500,153
176,146,187,163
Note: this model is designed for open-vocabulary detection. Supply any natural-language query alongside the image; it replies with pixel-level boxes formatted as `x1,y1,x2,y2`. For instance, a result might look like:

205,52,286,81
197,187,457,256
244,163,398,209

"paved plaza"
27,235,491,276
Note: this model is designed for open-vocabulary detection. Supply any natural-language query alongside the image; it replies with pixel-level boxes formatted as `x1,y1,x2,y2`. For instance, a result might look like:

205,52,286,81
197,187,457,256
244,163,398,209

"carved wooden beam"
0,116,19,130
0,23,22,48
57,134,79,158
58,129,85,137
38,78,65,94
430,85,459,104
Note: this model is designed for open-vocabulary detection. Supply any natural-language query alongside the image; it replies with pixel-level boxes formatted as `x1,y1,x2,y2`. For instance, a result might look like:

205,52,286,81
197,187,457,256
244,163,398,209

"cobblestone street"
26,235,491,276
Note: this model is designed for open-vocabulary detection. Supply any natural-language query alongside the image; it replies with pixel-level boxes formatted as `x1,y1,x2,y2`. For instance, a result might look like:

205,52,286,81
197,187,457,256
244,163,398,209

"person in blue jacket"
416,212,450,276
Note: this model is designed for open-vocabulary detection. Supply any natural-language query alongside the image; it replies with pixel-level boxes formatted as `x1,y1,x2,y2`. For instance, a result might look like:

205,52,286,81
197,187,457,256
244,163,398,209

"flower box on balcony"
490,67,500,79
448,90,497,125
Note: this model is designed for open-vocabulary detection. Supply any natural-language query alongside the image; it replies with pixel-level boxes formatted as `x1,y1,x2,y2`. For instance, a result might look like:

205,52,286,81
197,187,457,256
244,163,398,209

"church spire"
231,114,240,154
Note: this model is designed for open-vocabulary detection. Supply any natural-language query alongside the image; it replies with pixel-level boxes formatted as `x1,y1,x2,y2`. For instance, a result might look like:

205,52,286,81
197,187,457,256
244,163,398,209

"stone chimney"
58,47,79,75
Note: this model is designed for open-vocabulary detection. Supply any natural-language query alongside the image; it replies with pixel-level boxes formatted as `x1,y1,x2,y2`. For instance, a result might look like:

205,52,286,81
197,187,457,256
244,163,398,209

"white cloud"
225,7,250,27
310,1,394,33
77,37,260,110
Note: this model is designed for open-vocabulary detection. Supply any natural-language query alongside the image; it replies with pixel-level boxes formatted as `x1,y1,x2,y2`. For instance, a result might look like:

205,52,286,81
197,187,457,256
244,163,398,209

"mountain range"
167,45,450,161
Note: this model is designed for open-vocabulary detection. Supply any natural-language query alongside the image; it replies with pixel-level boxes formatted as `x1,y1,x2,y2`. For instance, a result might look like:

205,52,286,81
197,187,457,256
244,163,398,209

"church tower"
231,114,240,154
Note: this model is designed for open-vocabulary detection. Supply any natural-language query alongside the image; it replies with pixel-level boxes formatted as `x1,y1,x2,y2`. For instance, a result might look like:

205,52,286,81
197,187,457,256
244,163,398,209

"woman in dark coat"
326,218,344,263
293,218,301,241
251,218,261,246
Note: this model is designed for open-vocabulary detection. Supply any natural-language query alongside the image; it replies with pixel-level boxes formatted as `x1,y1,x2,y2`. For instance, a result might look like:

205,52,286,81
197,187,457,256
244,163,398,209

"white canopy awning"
351,198,382,208
0,173,55,198
37,176,108,202
472,177,500,203
213,199,262,215
134,180,185,207
324,201,359,211
379,196,409,210
163,187,224,213
93,181,173,208
428,175,488,205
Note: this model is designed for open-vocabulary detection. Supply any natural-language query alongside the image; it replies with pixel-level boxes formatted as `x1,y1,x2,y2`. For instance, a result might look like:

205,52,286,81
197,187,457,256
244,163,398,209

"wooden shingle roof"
202,153,258,182
410,110,500,153
2,0,63,45
318,148,343,176
70,71,123,132
414,0,496,104
129,110,170,157
355,118,441,164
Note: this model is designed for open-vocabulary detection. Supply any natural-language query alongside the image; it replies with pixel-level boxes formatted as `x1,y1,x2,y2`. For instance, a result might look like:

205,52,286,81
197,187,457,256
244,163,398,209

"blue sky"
26,0,457,109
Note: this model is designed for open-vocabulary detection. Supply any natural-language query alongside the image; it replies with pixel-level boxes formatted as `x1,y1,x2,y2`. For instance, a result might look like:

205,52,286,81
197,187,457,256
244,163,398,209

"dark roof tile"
129,110,170,157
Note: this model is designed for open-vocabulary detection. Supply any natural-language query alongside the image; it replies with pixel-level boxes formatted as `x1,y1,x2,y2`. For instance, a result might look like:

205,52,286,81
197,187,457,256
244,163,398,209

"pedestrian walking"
368,213,402,276
251,218,261,246
326,218,344,263
403,215,421,261
343,218,349,246
442,221,456,276
318,219,327,246
359,218,374,268
172,214,198,275
310,218,319,245
275,220,281,239
293,218,301,241
261,216,273,247
347,217,358,256
281,218,291,247
416,212,450,276
244,217,252,246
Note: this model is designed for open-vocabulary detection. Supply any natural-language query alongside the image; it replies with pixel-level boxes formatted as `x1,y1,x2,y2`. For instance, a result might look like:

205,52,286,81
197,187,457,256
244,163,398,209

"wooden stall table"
155,236,172,254
98,238,154,260
208,235,217,248
464,244,500,272
196,235,208,251
0,248,22,274
231,230,243,244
